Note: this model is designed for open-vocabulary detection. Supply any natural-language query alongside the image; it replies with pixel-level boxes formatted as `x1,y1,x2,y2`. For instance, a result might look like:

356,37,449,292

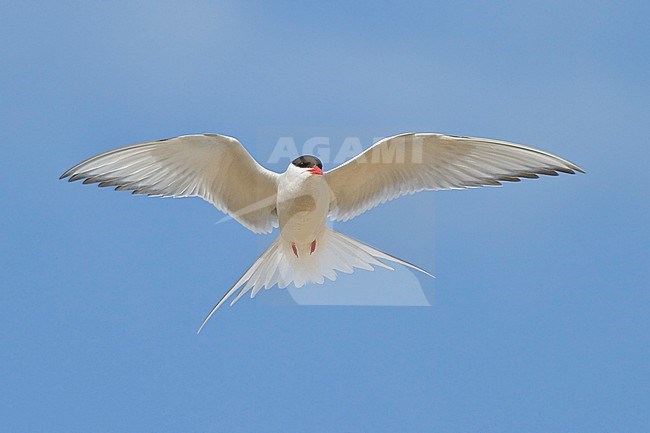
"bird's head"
289,155,323,176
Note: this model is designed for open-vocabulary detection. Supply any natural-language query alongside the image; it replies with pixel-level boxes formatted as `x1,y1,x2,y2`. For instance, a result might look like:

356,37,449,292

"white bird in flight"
61,132,583,332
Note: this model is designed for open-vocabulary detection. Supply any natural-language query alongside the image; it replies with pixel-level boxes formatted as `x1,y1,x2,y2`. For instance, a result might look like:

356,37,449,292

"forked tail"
197,228,433,333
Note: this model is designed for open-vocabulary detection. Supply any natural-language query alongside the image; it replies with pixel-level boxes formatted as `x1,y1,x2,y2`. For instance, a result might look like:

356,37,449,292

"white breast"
276,167,330,248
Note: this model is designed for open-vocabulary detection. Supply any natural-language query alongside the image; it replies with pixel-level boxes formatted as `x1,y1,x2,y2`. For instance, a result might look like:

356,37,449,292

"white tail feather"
197,228,432,333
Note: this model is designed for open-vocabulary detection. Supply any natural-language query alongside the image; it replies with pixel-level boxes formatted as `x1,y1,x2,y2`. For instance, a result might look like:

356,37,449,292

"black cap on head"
291,155,323,170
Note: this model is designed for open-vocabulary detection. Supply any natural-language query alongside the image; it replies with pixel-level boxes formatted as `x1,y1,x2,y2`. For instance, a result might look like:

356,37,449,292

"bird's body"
277,162,328,255
61,132,583,331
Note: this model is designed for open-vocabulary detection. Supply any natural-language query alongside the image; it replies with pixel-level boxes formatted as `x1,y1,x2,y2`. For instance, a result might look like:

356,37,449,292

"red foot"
291,242,298,258
310,239,317,255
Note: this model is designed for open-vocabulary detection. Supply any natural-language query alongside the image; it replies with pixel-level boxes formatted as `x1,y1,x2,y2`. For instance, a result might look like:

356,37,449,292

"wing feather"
61,134,279,233
325,133,583,221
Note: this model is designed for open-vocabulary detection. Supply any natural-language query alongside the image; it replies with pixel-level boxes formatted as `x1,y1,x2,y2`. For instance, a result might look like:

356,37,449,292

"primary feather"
61,134,280,234
325,133,584,221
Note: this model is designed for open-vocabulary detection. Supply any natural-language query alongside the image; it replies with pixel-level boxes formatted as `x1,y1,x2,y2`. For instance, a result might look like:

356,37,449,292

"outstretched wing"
325,133,584,222
61,134,280,234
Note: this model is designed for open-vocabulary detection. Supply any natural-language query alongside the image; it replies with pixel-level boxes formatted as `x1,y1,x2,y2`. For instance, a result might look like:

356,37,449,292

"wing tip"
572,164,586,174
60,169,74,180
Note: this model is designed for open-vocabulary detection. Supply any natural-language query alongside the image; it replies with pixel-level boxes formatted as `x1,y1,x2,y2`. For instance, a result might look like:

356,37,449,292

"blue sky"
1,1,648,432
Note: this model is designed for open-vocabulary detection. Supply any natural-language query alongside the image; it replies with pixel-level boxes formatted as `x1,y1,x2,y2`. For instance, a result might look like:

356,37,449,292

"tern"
61,132,583,331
